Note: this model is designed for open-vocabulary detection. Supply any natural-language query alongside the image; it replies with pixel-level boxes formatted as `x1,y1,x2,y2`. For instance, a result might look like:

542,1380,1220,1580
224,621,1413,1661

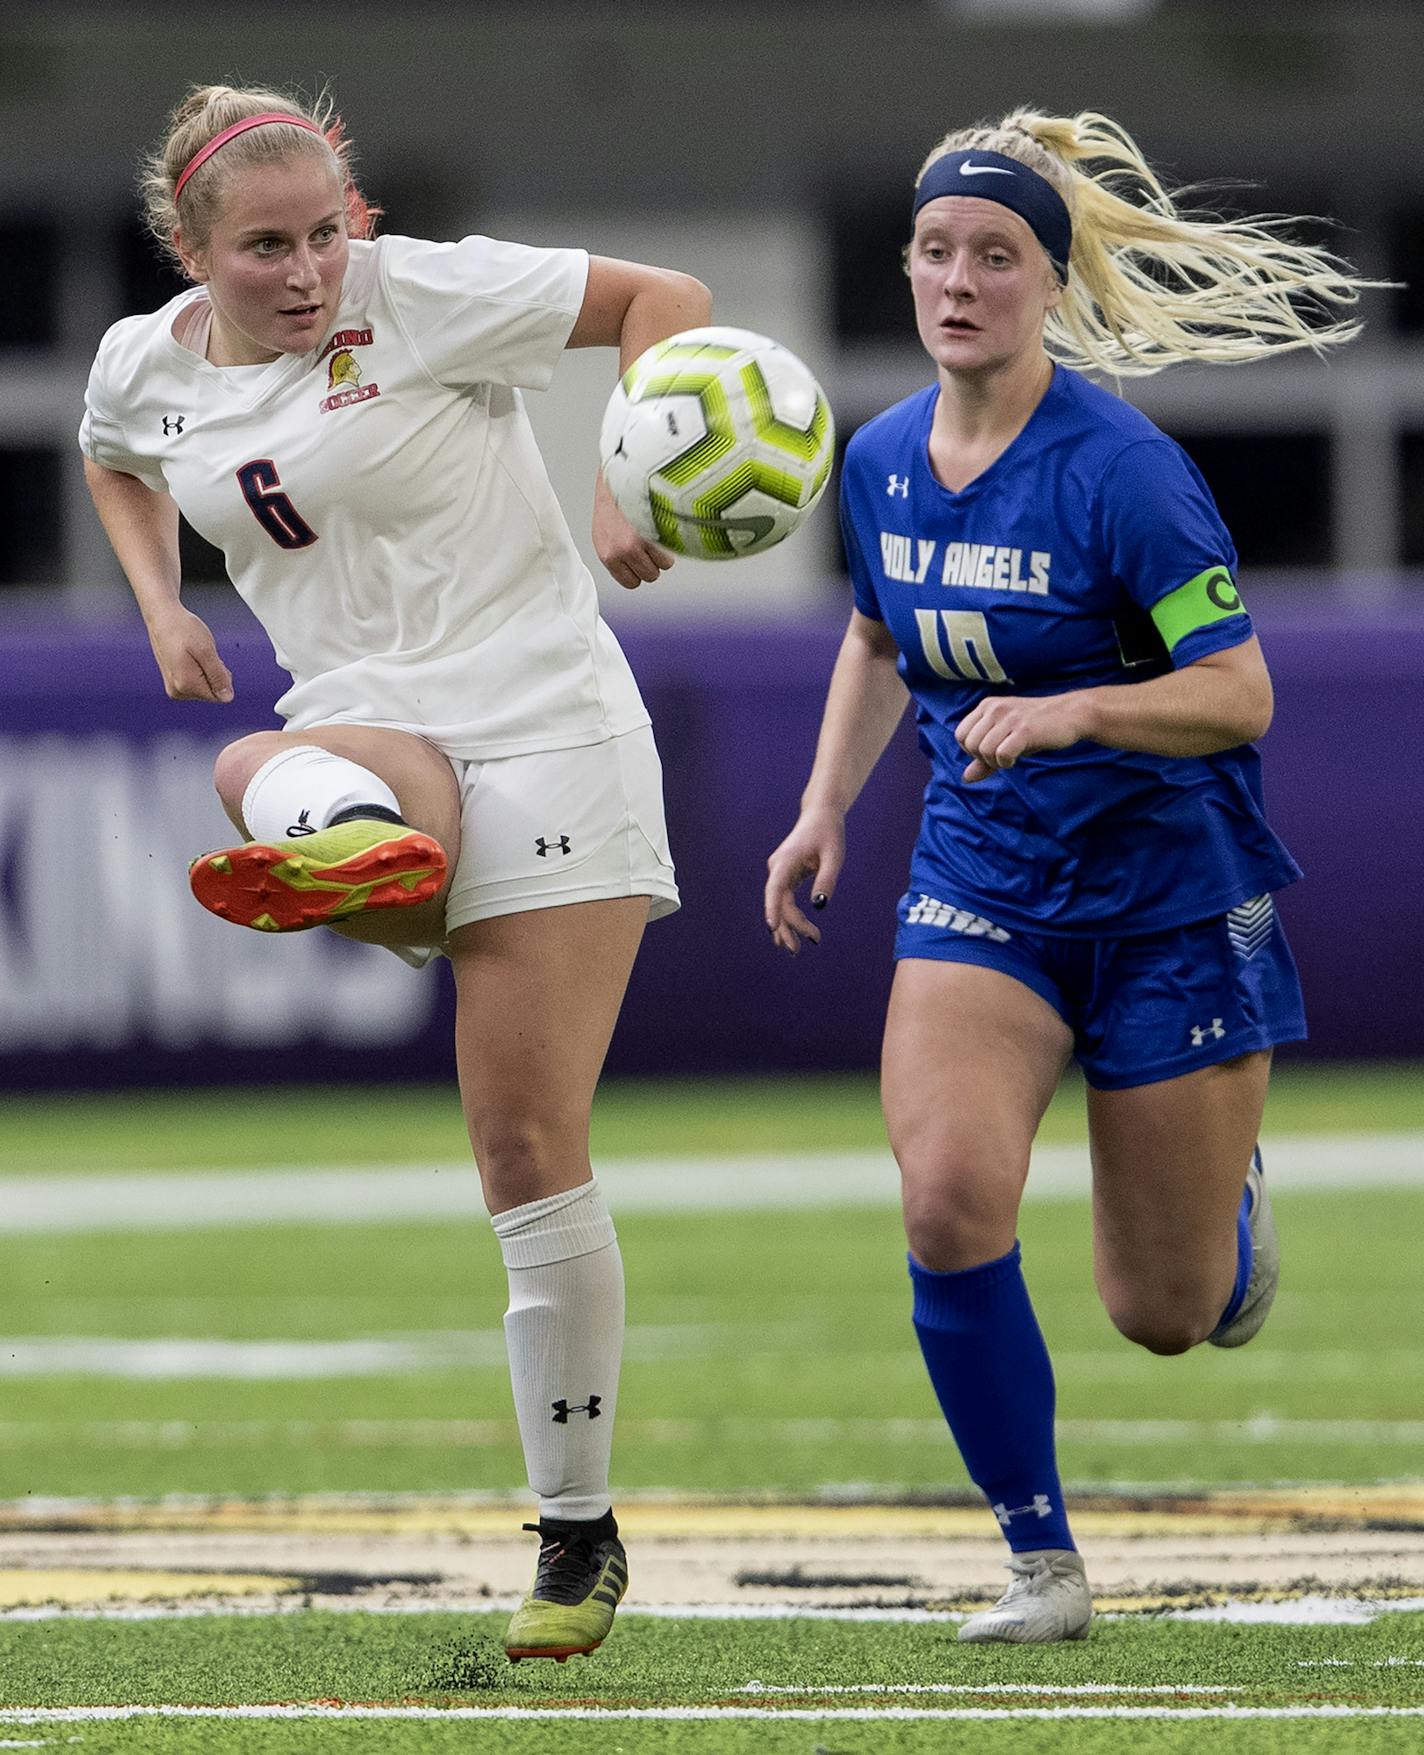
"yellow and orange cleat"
189,818,446,932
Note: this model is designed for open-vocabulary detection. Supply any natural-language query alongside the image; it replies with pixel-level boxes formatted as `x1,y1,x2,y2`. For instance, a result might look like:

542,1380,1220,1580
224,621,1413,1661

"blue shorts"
892,890,1307,1090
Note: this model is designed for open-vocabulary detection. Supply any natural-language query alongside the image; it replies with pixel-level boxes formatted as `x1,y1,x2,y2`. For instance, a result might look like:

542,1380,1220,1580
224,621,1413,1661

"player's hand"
145,604,235,703
955,691,1090,783
593,474,676,590
764,805,846,954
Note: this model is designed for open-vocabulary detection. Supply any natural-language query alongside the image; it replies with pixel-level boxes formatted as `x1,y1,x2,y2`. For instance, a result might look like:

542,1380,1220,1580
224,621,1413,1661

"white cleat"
957,1549,1093,1644
1209,1147,1279,1349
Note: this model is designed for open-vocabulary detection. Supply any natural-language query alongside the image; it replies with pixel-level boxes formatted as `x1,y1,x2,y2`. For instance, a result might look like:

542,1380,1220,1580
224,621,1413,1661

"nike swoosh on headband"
912,150,1072,282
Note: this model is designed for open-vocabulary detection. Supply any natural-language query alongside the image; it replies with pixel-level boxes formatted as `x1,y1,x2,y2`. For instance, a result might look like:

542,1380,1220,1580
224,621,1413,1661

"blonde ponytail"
916,108,1383,376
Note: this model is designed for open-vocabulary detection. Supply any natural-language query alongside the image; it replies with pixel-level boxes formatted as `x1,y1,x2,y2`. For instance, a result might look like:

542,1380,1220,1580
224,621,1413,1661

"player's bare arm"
82,456,233,703
955,637,1273,783
766,610,908,953
566,257,711,360
1079,636,1273,753
568,257,713,589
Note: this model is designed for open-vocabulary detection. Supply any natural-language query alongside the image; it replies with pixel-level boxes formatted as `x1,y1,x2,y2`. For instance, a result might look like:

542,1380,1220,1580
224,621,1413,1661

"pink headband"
174,113,324,202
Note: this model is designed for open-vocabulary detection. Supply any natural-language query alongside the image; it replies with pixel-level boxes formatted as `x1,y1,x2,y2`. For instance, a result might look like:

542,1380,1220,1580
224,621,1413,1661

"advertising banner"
1,604,1420,1088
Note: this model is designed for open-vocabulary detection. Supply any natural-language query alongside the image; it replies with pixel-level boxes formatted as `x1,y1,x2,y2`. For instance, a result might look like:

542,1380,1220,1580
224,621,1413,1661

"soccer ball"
600,326,835,560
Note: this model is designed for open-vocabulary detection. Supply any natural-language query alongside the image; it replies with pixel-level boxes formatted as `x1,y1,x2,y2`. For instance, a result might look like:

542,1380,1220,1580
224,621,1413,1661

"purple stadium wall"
1,601,1420,1089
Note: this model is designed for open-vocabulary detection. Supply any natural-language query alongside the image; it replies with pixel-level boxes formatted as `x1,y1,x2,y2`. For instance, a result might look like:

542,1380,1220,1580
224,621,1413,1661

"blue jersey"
842,366,1300,936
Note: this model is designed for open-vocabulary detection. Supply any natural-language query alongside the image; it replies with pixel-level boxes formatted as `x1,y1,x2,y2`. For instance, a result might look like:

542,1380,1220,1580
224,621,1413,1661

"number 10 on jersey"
915,608,1009,684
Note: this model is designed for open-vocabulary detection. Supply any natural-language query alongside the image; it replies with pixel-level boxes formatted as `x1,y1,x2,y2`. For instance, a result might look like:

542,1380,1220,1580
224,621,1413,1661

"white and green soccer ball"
600,326,835,560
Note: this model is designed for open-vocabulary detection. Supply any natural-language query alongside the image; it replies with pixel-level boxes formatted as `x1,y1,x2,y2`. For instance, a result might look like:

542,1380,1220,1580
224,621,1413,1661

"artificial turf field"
0,1064,1418,1750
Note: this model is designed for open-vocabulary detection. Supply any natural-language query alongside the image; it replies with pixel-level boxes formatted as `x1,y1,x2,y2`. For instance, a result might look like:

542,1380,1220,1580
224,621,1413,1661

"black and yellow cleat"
188,818,445,933
504,1514,628,1663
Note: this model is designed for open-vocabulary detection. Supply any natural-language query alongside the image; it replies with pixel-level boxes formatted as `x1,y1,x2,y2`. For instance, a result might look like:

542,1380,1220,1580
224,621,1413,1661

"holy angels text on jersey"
879,531,1051,594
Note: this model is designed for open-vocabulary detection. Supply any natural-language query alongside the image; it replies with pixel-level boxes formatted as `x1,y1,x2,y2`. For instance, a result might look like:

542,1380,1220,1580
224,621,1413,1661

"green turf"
1,1727,1420,1755
0,1607,1419,1752
0,1188,1418,1500
0,1062,1418,1174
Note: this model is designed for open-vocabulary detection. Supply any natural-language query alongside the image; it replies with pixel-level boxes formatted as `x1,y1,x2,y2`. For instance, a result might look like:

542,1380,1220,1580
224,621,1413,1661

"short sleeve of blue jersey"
1096,439,1251,669
841,491,883,621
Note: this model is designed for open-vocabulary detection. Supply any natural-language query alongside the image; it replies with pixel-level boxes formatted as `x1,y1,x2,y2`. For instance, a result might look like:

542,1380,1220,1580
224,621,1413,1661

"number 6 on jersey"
236,459,318,551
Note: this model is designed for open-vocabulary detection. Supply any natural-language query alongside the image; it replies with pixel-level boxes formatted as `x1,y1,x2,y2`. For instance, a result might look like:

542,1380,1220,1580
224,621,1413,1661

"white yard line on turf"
736,1684,1236,1694
1,1705,1424,1723
0,1341,1409,1383
0,1132,1420,1233
0,1326,754,1380
1,1596,1421,1626
3,1414,1422,1442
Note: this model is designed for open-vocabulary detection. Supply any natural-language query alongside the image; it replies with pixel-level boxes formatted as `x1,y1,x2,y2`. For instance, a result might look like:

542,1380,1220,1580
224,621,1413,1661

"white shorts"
442,724,678,935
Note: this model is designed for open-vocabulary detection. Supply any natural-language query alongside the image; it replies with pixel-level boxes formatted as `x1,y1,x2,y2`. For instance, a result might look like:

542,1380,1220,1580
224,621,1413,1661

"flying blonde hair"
140,82,379,272
916,108,1380,376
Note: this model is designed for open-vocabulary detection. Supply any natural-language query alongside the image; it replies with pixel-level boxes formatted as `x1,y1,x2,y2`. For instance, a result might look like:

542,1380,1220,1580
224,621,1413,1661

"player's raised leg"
1088,1050,1275,1355
190,726,459,939
882,960,1092,1643
447,896,647,1662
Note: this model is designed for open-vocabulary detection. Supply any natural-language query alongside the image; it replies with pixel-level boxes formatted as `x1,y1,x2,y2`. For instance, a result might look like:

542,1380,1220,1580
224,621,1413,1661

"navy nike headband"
912,149,1072,284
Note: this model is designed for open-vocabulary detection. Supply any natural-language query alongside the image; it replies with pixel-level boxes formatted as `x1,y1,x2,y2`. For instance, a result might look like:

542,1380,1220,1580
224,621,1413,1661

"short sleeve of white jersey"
377,233,589,393
78,324,167,493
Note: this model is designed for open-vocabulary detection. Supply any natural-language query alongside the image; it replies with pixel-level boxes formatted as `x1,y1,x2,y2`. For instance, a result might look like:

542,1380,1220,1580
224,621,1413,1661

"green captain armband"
1149,566,1246,653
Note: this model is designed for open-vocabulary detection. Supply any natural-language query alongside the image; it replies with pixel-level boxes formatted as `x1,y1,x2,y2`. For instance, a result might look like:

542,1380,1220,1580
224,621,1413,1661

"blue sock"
909,1242,1075,1554
1215,1153,1259,1331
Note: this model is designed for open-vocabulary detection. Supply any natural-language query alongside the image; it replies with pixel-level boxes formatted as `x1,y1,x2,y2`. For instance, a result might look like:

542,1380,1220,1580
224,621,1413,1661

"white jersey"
79,234,650,758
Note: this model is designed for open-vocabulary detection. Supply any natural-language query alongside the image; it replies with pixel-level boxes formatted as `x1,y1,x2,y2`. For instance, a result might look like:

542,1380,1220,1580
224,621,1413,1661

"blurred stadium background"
3,0,1424,1093
1,12,1422,1738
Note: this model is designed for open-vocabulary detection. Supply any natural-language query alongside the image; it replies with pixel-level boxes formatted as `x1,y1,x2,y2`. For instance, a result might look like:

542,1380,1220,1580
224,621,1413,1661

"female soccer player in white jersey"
765,108,1380,1644
80,82,712,1663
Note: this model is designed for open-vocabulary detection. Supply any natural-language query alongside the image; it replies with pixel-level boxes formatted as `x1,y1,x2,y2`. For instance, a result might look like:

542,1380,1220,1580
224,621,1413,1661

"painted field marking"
1053,1347,1424,1382
0,1324,747,1380
0,1341,1413,1388
0,1595,1421,1626
2,1415,1421,1447
737,1683,1237,1694
2,1483,1420,1534
2,1705,1424,1724
0,1339,1413,1387
0,1568,296,1607
1298,1659,1424,1667
0,1130,1419,1232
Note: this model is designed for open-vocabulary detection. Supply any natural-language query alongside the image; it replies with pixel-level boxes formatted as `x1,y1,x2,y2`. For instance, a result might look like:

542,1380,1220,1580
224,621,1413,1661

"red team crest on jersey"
318,328,380,414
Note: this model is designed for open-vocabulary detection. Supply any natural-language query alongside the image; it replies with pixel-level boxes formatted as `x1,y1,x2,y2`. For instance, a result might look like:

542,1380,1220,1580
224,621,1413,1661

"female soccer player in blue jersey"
765,107,1378,1643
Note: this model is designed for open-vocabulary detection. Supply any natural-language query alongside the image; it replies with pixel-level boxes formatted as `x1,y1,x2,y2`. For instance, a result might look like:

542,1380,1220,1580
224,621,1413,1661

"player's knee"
899,1161,1015,1273
467,1113,586,1207
1103,1292,1207,1356
212,732,287,813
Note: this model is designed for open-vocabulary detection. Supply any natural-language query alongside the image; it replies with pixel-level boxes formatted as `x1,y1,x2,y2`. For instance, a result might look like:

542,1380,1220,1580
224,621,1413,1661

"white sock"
492,1179,623,1522
240,746,403,842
